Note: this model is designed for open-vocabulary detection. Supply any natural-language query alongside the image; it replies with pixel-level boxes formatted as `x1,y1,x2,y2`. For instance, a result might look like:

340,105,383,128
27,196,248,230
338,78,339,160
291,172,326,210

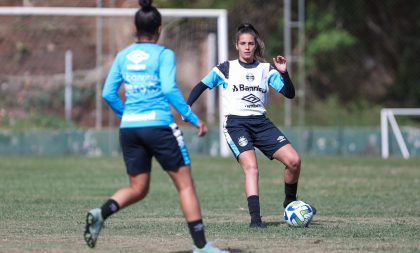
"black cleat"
309,204,317,215
249,217,267,229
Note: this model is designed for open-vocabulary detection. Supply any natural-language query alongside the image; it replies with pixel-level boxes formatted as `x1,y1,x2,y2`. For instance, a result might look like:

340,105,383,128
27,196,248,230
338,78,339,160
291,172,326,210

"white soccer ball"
283,200,314,227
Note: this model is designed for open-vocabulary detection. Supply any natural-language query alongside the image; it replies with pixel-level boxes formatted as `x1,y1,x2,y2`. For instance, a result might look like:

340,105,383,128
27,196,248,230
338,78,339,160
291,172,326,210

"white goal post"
381,108,420,159
0,6,230,157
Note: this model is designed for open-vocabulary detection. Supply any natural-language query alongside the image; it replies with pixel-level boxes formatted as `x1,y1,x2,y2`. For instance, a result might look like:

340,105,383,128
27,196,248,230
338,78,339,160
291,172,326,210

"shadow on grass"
265,221,282,227
172,249,244,253
265,220,321,228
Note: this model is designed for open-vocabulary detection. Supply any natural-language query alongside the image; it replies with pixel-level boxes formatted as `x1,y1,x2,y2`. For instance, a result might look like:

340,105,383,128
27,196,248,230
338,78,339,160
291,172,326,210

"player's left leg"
84,172,151,248
272,144,301,208
110,172,151,208
273,145,317,214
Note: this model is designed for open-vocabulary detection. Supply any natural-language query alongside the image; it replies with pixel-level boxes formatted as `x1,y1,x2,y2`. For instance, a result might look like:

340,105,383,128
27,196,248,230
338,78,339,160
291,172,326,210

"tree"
304,0,420,107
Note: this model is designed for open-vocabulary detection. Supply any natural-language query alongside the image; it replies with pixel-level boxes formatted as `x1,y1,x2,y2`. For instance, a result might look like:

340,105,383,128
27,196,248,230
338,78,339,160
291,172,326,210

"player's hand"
273,55,287,73
196,121,208,137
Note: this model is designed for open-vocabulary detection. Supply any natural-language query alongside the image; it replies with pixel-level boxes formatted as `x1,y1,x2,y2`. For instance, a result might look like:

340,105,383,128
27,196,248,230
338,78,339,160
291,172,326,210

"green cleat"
193,242,230,253
84,208,104,248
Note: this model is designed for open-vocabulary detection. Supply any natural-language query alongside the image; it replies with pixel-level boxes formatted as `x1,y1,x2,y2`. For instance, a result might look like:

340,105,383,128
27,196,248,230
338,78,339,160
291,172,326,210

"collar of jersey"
237,59,260,69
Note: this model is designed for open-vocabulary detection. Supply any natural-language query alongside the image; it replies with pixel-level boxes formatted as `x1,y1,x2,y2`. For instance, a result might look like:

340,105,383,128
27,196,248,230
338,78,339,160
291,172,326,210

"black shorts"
119,123,190,175
223,115,290,159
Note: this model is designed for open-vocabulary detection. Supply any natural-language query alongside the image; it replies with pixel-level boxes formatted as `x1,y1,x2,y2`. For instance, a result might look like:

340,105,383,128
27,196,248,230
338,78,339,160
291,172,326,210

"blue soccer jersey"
102,42,199,128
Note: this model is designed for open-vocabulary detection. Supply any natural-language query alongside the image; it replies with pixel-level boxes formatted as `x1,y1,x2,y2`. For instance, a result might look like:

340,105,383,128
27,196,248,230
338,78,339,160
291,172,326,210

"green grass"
1,155,420,252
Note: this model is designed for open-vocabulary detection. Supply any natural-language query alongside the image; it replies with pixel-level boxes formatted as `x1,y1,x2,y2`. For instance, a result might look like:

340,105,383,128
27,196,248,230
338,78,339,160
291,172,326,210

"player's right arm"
187,61,228,106
158,49,199,125
187,82,208,106
102,55,125,118
158,48,209,136
196,120,208,137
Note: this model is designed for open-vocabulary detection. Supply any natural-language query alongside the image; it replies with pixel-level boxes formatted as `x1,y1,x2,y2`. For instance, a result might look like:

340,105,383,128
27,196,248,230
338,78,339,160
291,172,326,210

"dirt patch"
2,216,420,253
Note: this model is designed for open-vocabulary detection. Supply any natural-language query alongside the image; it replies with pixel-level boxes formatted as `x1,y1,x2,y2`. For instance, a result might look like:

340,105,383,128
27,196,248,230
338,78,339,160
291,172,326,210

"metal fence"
1,127,419,158
0,4,219,130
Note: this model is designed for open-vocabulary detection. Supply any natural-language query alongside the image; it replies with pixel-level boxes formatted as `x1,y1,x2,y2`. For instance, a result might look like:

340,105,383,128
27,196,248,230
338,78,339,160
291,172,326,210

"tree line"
159,0,420,109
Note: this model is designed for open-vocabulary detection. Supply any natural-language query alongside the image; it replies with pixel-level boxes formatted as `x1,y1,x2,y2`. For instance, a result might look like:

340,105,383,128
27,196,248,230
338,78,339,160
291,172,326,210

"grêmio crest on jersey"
215,60,278,116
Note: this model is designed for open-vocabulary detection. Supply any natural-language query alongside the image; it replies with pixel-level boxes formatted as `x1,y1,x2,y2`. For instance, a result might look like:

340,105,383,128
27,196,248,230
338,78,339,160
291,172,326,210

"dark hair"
135,0,162,37
235,23,265,61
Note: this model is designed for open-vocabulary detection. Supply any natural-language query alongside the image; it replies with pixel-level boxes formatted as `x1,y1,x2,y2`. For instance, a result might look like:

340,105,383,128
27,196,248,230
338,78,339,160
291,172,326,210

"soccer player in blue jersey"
187,23,315,229
83,1,229,252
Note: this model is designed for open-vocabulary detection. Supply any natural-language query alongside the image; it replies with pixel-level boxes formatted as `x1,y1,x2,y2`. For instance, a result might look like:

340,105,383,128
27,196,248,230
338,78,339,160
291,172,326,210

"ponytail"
135,0,161,37
139,0,152,11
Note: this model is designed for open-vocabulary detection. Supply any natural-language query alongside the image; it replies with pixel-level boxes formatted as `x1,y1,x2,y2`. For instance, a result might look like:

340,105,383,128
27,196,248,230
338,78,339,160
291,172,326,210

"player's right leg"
167,165,230,253
238,150,266,229
224,116,266,229
151,124,229,252
193,242,231,253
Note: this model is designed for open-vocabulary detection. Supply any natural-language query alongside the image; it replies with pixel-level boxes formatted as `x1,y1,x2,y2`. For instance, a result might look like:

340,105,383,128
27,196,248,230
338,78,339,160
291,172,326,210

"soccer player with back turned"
83,1,229,252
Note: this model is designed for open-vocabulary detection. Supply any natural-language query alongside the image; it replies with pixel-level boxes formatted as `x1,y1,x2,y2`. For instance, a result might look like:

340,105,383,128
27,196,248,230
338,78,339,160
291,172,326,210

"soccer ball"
283,200,314,227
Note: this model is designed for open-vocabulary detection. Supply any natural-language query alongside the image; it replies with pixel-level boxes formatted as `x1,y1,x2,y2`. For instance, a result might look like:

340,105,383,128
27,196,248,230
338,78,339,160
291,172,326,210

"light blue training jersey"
102,42,199,128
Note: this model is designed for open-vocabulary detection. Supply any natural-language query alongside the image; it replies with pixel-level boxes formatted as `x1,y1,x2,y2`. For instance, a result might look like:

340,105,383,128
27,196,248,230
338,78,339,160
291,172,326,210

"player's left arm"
160,49,200,126
269,55,295,99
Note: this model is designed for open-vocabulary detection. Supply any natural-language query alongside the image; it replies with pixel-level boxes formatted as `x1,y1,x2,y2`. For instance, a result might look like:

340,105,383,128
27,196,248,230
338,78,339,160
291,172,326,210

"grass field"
1,155,420,253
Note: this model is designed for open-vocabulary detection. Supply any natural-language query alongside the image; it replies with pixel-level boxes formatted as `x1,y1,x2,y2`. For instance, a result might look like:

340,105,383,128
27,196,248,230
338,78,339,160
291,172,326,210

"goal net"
0,6,230,156
381,108,420,159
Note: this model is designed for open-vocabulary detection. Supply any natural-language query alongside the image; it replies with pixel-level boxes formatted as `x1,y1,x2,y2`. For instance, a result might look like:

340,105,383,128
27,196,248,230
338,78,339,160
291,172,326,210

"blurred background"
0,0,419,157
